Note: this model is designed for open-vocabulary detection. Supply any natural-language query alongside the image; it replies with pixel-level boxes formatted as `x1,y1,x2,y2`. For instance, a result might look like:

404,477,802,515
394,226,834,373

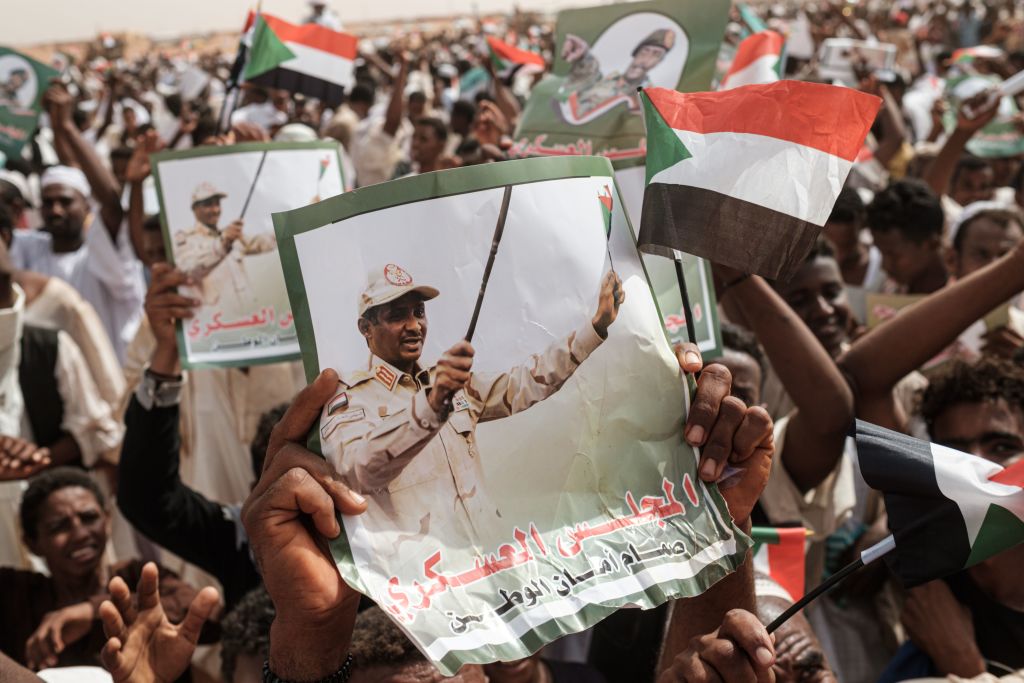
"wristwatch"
136,365,185,410
262,655,354,683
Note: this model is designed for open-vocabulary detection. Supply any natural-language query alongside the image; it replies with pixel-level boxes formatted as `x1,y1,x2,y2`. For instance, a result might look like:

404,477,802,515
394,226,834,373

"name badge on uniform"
452,392,470,412
321,409,366,441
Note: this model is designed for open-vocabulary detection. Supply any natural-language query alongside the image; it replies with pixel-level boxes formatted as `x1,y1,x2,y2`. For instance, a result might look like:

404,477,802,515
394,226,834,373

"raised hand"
592,270,625,339
99,562,220,683
659,609,776,683
0,436,51,482
241,369,367,681
429,340,474,413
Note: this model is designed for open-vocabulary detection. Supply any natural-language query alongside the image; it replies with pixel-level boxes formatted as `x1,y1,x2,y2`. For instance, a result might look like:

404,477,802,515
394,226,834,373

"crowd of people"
2,0,1024,681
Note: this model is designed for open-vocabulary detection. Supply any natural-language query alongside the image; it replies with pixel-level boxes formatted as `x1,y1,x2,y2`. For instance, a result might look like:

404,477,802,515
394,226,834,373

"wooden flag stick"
239,150,269,221
766,534,895,633
465,184,513,343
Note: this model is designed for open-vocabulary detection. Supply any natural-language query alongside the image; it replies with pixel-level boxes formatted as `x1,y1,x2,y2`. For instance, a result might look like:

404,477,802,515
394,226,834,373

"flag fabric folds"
242,13,357,107
637,82,881,280
486,36,545,79
751,526,807,601
854,420,1024,587
720,30,784,90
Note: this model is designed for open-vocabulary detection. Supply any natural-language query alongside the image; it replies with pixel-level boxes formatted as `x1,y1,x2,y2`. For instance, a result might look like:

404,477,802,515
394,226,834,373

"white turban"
40,165,91,199
949,200,1019,246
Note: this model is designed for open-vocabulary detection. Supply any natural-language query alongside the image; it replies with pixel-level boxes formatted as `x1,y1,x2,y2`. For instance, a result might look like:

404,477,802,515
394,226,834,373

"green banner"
511,0,730,170
946,74,1024,158
0,47,59,161
272,156,747,675
150,140,345,369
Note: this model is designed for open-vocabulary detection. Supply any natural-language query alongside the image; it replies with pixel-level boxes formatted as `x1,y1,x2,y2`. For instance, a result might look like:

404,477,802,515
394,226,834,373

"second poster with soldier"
151,140,345,367
273,156,748,674
512,0,730,169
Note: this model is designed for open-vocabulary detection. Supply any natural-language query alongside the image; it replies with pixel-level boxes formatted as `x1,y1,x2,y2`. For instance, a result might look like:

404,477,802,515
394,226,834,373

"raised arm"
839,238,1024,427
923,91,1000,200
125,130,164,265
43,83,125,235
717,271,853,493
383,52,410,139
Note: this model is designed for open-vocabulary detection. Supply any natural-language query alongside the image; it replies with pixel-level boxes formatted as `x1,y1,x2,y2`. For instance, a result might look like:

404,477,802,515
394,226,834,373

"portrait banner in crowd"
273,156,748,674
511,0,730,169
0,47,59,160
151,140,345,368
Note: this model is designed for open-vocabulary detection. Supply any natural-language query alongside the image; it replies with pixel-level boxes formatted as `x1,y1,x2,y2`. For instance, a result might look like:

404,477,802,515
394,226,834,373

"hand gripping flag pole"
465,184,513,343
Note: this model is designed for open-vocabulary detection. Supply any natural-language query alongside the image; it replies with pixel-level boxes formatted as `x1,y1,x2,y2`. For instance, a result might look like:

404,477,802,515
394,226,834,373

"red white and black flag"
242,12,357,107
854,420,1024,586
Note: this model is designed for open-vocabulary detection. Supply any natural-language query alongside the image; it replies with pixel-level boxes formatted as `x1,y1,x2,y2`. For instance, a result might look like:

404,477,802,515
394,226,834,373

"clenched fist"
429,340,474,413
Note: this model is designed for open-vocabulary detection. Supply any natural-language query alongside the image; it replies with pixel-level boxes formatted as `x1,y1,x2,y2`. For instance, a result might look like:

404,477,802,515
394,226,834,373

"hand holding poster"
272,157,748,674
512,0,730,169
151,141,345,367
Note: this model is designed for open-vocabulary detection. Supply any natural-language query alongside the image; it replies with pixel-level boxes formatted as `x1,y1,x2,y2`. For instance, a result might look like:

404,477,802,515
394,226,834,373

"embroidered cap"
358,264,440,316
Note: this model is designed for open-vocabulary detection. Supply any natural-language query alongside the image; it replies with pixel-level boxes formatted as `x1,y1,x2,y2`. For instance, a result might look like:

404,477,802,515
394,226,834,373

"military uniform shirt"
173,223,277,314
320,322,604,553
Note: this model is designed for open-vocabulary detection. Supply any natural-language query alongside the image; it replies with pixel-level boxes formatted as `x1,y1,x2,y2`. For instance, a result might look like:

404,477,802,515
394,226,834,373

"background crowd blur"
2,1,1024,682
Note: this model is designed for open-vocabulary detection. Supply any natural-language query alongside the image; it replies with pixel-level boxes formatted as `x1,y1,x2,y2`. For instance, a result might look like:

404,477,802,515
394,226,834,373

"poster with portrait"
151,141,345,368
511,0,730,169
0,47,59,159
273,157,748,674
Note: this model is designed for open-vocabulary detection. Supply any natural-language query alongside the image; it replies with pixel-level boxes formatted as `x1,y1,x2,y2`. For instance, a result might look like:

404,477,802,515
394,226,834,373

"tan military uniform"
173,223,277,314
320,322,604,553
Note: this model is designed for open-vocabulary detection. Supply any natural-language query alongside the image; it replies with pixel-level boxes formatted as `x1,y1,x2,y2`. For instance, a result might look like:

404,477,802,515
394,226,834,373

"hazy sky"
2,0,597,46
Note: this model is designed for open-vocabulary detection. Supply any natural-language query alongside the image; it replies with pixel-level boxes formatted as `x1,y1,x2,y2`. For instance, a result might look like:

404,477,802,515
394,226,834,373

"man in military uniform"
173,182,277,316
556,28,676,125
320,263,624,555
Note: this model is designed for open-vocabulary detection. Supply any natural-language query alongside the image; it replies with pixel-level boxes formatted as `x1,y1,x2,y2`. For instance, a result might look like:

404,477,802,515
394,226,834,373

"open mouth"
69,544,99,564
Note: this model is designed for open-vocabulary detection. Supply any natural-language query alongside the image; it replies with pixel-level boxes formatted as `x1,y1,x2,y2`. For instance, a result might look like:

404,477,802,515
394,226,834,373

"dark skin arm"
839,237,1024,431
717,270,853,493
923,91,1000,199
43,83,125,236
382,52,410,139
124,130,164,266
659,348,776,679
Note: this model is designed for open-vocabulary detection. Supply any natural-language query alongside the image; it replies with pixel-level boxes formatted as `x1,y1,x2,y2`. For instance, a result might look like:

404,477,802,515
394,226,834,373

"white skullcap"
40,165,90,199
274,123,318,142
949,200,1020,246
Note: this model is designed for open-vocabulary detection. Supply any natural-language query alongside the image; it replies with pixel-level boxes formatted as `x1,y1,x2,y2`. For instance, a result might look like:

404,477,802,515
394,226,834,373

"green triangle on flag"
243,15,297,81
965,503,1024,568
641,91,692,186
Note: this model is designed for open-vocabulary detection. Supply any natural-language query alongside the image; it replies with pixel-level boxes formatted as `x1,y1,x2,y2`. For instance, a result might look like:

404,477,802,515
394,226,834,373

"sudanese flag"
854,420,1024,587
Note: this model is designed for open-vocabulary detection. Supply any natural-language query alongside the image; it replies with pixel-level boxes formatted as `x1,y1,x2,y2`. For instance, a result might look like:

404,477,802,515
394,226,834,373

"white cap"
359,264,439,316
40,165,90,199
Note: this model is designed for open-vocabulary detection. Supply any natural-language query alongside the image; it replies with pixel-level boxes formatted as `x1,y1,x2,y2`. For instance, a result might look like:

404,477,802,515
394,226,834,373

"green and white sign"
151,140,345,368
0,47,59,161
272,157,747,675
512,0,730,169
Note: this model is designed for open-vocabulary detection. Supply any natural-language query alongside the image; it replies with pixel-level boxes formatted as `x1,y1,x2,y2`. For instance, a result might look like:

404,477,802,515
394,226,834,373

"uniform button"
420,419,430,428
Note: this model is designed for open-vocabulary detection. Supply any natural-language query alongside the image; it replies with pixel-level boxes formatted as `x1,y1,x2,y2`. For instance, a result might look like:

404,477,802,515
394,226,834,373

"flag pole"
239,150,269,220
465,184,513,343
766,534,895,633
673,253,699,347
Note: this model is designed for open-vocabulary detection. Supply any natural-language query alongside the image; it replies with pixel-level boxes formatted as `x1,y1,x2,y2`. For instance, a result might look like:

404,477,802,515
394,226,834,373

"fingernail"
756,647,774,666
348,490,366,505
684,351,700,367
700,459,716,480
686,425,705,445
